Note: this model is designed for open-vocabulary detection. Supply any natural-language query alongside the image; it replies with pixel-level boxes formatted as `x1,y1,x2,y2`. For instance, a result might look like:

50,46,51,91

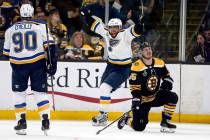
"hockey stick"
96,109,133,135
45,23,56,111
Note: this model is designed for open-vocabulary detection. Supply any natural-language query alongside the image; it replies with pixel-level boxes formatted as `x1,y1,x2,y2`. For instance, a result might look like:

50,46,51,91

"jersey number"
12,31,37,53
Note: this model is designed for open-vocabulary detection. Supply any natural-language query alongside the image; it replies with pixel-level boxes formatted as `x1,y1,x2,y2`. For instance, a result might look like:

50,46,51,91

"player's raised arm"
81,9,106,37
124,16,144,43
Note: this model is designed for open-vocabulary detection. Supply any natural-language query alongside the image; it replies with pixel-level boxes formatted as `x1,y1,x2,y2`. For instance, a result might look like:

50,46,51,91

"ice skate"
160,120,176,133
14,114,27,135
41,114,50,136
92,111,108,126
117,113,130,129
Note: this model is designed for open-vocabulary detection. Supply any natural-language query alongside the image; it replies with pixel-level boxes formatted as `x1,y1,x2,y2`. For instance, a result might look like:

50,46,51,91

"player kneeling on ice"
81,7,144,126
3,4,56,135
117,42,178,133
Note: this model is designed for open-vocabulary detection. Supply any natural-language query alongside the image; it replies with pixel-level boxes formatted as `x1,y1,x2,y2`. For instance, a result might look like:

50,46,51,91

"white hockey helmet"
108,18,122,28
20,4,34,18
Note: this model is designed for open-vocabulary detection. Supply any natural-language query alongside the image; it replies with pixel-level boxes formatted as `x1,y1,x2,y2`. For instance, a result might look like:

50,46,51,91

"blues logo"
108,39,120,52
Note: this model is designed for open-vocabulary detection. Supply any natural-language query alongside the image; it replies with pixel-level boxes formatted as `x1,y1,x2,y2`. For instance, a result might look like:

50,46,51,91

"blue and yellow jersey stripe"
130,26,141,37
3,48,10,56
108,57,132,65
91,20,100,32
10,52,46,65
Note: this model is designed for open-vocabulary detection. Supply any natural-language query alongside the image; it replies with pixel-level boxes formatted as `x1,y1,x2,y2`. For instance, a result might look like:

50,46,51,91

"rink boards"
0,61,210,123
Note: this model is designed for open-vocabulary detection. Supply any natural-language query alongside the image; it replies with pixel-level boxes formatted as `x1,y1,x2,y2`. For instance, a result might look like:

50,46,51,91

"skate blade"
160,127,175,133
43,130,48,136
92,121,107,126
16,129,26,135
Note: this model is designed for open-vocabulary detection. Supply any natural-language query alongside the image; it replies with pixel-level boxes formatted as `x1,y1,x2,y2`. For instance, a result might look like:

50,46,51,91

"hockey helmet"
108,18,122,28
140,42,152,50
20,4,34,18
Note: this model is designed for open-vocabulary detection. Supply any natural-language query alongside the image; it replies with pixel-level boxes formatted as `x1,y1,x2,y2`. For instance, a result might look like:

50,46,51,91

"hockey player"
3,4,57,135
117,42,178,133
81,9,143,126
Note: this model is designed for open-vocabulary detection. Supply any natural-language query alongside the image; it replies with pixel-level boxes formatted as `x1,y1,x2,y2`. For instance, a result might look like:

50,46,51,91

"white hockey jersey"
91,20,141,65
3,19,54,68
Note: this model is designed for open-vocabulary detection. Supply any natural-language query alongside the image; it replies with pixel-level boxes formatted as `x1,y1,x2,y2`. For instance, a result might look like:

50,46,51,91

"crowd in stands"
191,4,210,63
1,0,209,63
0,0,160,61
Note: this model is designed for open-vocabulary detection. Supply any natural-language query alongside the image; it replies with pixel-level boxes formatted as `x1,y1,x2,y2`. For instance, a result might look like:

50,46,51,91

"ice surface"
0,120,210,140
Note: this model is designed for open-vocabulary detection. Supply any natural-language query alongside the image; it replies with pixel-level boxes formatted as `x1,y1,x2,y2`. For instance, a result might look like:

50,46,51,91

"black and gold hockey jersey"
129,57,171,103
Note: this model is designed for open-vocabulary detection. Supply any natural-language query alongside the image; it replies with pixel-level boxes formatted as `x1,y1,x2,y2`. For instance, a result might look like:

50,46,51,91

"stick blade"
96,130,101,135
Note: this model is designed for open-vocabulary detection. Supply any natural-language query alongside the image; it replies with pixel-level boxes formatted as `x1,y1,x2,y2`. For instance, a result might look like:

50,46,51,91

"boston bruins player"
117,42,178,133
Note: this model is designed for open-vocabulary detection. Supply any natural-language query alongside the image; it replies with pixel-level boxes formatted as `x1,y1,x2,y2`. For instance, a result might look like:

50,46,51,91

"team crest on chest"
147,75,158,92
109,39,120,47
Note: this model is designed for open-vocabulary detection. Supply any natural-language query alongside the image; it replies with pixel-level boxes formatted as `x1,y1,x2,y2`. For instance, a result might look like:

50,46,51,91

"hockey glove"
46,64,57,76
132,98,141,111
160,77,173,91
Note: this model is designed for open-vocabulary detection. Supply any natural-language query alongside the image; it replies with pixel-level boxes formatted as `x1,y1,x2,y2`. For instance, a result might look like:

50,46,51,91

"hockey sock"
163,103,176,120
13,91,27,121
33,91,50,120
98,83,112,113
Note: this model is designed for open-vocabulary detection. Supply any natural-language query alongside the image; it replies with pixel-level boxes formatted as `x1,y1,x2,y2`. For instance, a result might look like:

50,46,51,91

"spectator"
112,0,134,19
52,0,83,37
47,8,68,59
192,33,210,63
88,35,104,60
203,27,210,48
34,6,46,20
131,40,141,61
0,0,19,59
112,0,136,28
82,0,128,24
62,32,93,60
131,0,163,31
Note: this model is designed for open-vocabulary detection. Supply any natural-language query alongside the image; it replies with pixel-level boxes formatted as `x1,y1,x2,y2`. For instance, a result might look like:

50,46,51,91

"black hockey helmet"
140,42,152,50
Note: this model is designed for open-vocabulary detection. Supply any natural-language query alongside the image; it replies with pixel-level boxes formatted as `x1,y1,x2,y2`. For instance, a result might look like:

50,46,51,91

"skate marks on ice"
0,121,210,140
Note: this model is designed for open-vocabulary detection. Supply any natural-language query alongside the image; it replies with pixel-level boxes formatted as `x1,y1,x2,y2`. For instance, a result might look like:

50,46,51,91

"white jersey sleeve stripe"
3,48,10,56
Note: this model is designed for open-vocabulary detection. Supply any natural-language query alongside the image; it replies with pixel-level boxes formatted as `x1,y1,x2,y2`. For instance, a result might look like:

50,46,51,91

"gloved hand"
132,98,141,110
160,77,173,91
46,64,57,76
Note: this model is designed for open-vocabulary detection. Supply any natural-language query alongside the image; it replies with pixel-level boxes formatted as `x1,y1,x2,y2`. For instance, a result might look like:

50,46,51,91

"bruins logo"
147,75,158,91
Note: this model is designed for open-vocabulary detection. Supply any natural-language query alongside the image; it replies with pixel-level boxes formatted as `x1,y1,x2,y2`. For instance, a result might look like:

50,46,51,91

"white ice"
0,120,210,140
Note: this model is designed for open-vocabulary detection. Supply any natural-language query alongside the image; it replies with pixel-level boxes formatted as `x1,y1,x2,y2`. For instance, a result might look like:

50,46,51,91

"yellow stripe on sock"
164,105,176,109
100,100,111,104
15,108,26,113
38,104,49,112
